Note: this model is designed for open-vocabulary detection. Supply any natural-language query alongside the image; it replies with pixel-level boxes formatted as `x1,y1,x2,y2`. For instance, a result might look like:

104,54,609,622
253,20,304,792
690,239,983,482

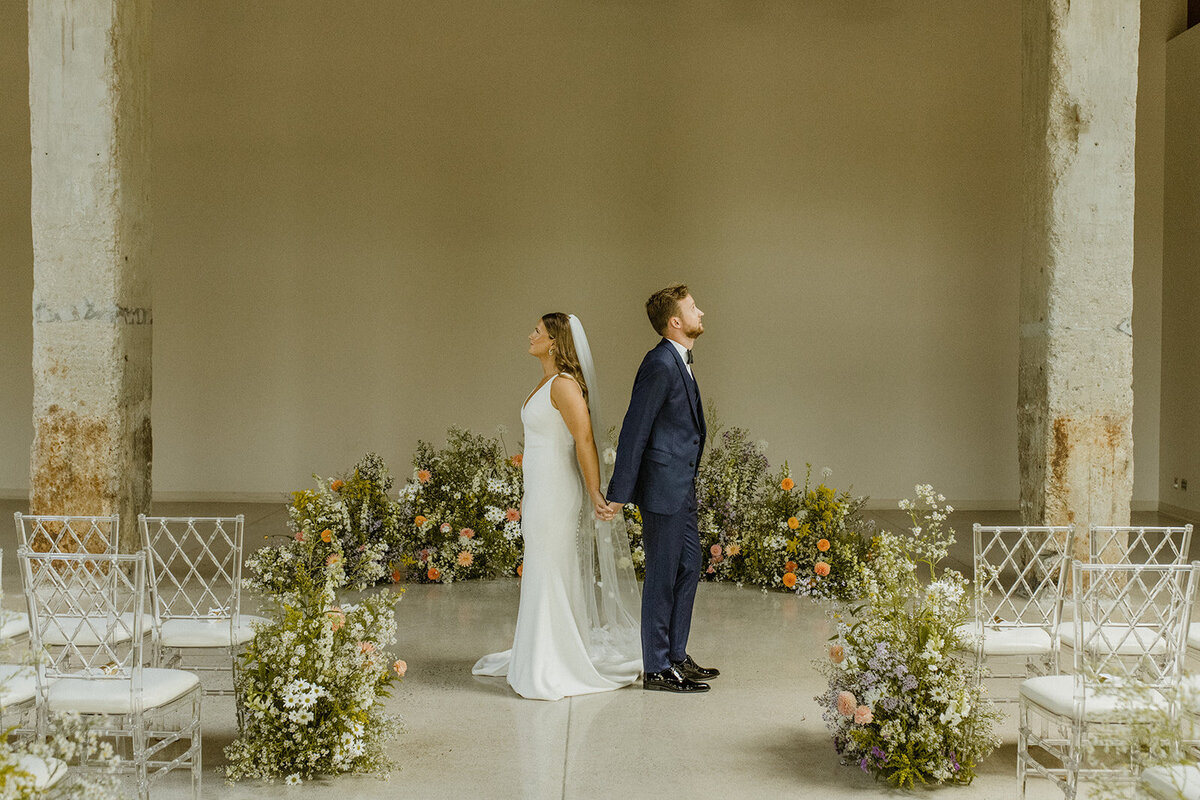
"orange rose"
785,561,798,573
427,566,441,581
330,479,344,492
814,561,831,577
391,567,402,583
817,539,830,552
787,517,800,530
517,563,524,578
506,508,521,522
414,515,427,526
511,454,523,467
417,469,432,484
782,572,798,588
781,478,795,491
321,528,333,543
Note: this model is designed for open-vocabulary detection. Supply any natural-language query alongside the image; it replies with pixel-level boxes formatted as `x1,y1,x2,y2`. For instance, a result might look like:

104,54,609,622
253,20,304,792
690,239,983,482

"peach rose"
440,523,452,534
787,517,800,530
815,561,831,577
460,528,475,539
505,508,521,522
393,659,408,678
330,479,344,492
854,705,874,725
359,641,376,654
294,531,305,542
707,565,716,574
817,538,831,552
419,549,430,562
427,566,441,581
327,608,345,631
417,469,432,484
829,644,845,663
457,551,474,567
321,529,333,543
837,691,857,717
710,544,722,557
781,478,795,491
782,572,798,588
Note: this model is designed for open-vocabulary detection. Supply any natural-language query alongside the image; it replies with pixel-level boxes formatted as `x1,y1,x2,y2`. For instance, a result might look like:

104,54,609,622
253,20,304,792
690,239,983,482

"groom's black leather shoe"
673,654,720,680
643,665,709,693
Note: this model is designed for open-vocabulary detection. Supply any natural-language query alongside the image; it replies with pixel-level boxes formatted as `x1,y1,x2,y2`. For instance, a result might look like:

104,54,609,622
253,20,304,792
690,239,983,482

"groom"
603,285,718,693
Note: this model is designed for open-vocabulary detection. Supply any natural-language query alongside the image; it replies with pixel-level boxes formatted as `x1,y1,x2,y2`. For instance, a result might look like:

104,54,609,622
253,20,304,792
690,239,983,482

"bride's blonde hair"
542,313,590,406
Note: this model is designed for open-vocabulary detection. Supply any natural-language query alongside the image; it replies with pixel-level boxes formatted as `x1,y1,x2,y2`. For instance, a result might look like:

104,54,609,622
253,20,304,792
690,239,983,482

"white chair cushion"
0,663,37,707
1188,622,1200,651
12,755,67,791
1142,764,1200,800
1020,674,1168,720
158,614,268,648
1057,622,1168,655
39,613,137,647
46,668,200,714
955,622,1054,655
0,610,29,641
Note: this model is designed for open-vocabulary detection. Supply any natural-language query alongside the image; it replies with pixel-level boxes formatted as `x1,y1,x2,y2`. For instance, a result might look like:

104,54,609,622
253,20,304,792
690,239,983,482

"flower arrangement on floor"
226,507,404,784
815,485,1001,787
288,452,399,590
624,426,873,599
394,426,525,583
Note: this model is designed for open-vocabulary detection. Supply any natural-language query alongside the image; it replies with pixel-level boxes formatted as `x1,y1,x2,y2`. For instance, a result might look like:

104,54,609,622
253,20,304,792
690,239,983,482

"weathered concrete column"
28,0,153,553
1019,0,1138,545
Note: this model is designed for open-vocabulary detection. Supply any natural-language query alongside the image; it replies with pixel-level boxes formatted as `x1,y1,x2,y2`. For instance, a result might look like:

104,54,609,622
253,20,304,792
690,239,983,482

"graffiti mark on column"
33,302,152,325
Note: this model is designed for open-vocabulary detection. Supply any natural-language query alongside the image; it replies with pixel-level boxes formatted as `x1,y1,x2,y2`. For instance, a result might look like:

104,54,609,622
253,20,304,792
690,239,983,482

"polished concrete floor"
1,500,1193,798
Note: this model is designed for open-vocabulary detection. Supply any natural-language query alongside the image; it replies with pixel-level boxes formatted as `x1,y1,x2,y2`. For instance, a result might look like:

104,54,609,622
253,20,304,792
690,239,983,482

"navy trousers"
639,487,701,673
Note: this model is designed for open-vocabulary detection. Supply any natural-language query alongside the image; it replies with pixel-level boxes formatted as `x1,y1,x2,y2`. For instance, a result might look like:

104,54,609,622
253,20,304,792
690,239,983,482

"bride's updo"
541,313,590,406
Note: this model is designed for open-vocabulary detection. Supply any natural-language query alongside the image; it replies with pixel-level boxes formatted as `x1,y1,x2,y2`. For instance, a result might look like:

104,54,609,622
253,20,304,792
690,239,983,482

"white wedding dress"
472,373,641,700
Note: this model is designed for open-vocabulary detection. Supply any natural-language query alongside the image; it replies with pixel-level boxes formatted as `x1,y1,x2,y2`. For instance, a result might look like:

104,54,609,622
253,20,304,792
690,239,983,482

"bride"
472,313,642,700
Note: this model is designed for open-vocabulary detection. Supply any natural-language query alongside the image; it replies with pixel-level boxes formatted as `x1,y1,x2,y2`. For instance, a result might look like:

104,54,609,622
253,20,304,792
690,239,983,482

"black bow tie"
686,349,694,365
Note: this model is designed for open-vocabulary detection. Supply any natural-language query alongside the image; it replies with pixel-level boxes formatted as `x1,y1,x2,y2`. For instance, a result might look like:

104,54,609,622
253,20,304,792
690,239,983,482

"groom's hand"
603,501,624,519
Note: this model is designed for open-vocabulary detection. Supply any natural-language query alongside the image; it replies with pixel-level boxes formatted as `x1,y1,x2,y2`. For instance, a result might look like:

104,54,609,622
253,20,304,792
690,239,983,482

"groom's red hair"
646,284,690,335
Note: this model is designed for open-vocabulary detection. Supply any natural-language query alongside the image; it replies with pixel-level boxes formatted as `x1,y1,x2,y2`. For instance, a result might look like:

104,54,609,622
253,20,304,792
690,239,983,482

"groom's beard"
684,322,704,339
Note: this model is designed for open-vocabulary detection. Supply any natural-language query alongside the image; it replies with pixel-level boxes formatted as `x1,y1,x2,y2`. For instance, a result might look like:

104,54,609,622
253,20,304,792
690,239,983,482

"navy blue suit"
607,338,707,673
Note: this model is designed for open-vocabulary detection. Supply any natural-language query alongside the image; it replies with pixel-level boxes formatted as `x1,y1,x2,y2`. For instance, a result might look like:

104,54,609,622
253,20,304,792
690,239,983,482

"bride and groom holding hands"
472,285,720,700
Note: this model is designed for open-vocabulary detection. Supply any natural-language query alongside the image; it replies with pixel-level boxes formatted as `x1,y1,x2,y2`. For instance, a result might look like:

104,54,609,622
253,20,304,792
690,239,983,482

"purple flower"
871,746,886,761
859,757,870,773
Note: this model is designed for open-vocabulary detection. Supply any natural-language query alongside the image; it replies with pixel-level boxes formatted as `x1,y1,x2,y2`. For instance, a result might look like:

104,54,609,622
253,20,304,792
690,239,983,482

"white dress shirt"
667,339,694,380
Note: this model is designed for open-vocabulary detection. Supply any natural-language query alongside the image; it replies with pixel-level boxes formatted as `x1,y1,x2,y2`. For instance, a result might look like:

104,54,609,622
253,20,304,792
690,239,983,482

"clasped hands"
592,498,624,522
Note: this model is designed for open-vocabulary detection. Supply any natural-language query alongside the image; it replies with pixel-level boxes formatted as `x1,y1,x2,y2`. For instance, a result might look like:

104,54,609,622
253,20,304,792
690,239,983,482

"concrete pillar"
1018,0,1138,545
28,0,153,553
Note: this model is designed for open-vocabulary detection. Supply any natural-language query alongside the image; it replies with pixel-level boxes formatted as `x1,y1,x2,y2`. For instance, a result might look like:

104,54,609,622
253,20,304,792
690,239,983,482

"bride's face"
528,321,554,358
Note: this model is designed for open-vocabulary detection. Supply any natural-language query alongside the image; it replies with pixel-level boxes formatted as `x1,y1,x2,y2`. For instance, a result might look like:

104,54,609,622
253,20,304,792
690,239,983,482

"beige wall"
0,1,1187,509
1161,24,1200,519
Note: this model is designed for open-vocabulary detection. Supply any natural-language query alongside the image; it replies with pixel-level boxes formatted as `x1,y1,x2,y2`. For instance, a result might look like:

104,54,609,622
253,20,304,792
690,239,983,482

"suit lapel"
660,339,702,431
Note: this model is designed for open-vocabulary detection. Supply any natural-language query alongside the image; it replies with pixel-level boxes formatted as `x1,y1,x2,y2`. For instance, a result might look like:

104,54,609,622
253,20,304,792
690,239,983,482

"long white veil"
567,314,642,670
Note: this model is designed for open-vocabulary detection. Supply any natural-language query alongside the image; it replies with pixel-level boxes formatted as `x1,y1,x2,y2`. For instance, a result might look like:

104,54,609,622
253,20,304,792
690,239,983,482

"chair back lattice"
973,525,1075,632
1089,525,1193,567
13,513,118,555
18,549,146,685
1071,561,1196,694
139,515,245,623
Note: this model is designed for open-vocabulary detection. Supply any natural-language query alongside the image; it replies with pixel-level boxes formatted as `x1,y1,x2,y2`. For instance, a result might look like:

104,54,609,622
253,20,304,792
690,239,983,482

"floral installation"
394,427,525,583
622,424,872,598
288,452,398,590
226,507,404,784
815,485,1001,788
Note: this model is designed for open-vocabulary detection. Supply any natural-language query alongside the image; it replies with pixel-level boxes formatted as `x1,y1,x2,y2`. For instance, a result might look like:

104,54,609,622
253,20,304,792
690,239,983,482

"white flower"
285,773,302,785
821,466,833,478
503,520,521,540
602,447,617,466
484,506,504,524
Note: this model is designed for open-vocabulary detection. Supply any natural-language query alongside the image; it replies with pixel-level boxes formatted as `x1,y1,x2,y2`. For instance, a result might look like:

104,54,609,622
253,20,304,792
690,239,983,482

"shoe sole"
642,683,710,693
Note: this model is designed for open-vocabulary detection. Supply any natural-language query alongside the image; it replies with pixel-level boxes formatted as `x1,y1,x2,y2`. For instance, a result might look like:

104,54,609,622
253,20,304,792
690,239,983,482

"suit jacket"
606,338,707,515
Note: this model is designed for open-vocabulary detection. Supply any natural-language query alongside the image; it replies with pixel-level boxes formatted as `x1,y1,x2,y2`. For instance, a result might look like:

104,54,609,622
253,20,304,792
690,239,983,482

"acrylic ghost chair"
958,525,1075,702
19,548,201,799
138,515,264,717
1017,561,1196,800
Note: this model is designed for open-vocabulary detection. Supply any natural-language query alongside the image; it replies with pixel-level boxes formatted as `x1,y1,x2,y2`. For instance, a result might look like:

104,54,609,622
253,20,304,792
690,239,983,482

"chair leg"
1017,699,1029,799
191,697,203,800
134,714,149,800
